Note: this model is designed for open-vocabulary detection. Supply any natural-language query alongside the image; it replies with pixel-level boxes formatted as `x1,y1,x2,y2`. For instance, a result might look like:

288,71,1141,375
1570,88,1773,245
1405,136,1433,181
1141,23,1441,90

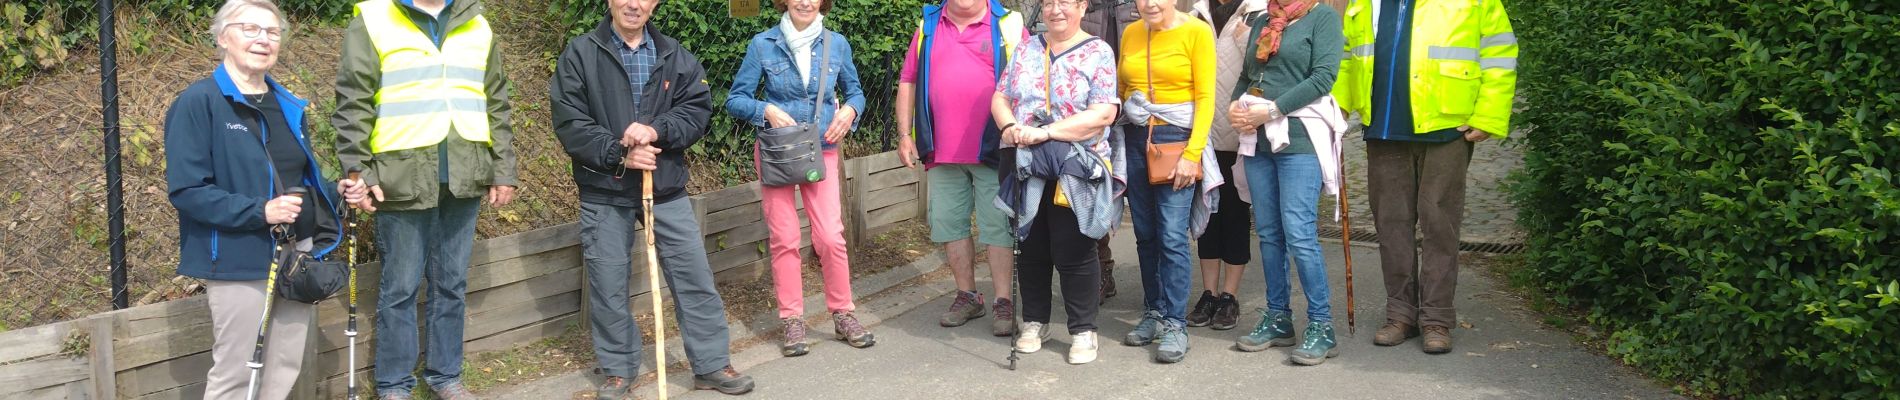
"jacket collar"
588,19,677,60
211,63,307,110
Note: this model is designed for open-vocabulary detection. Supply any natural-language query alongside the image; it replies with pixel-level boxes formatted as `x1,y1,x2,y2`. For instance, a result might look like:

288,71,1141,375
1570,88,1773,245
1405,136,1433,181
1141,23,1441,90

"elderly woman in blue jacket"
723,0,871,358
162,1,341,398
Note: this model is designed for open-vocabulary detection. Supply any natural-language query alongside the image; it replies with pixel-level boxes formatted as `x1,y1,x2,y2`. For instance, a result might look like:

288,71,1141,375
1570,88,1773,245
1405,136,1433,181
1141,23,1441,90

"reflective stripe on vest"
356,0,493,154
1333,0,1518,135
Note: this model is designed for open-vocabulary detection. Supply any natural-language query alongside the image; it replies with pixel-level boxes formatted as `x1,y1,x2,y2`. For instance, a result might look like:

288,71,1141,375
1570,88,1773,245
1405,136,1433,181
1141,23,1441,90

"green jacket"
332,0,517,211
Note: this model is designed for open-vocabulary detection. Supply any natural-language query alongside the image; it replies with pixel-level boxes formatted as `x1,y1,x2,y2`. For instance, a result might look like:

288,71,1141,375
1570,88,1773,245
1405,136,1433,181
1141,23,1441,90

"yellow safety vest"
1334,0,1518,137
356,0,494,153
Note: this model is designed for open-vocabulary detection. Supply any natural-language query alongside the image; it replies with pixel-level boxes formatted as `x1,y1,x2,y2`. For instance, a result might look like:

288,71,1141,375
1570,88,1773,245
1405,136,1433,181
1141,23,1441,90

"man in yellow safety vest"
1331,0,1516,355
332,0,517,398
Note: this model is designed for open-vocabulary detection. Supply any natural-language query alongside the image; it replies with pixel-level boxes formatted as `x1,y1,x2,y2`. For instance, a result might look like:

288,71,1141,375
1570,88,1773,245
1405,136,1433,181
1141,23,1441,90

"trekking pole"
643,170,668,400
344,168,363,400
246,186,305,400
1337,138,1356,337
1005,153,1024,371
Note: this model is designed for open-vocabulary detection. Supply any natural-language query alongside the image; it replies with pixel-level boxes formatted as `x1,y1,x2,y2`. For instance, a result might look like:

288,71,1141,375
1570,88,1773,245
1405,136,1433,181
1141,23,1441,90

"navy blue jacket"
164,66,342,281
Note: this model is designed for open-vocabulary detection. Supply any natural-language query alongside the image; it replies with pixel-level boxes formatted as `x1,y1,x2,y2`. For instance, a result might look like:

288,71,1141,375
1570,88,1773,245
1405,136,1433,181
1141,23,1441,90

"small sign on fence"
730,0,763,18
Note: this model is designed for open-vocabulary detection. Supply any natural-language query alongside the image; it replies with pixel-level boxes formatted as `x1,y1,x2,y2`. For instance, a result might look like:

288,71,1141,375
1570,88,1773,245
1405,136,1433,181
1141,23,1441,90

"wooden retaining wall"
0,151,924,400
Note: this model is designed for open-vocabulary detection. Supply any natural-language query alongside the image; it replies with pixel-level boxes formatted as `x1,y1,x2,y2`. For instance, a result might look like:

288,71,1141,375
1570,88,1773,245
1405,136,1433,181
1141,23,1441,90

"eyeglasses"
225,22,284,42
1040,0,1082,11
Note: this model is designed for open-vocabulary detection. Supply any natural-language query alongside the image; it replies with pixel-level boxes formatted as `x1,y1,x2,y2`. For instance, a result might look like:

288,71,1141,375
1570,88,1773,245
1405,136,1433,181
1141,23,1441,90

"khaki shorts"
926,164,1013,248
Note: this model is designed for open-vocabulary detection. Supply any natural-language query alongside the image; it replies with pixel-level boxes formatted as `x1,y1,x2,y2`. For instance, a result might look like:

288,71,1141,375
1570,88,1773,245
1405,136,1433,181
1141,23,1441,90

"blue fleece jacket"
163,65,342,281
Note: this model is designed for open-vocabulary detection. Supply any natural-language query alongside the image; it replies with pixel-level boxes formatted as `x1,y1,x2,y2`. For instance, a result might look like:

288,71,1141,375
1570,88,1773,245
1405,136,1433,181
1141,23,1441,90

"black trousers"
1018,187,1103,334
1197,150,1253,265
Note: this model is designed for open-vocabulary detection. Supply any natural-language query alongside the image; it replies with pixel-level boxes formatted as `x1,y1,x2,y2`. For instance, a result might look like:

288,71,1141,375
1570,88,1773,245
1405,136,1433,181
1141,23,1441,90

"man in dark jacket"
330,0,517,398
549,0,754,398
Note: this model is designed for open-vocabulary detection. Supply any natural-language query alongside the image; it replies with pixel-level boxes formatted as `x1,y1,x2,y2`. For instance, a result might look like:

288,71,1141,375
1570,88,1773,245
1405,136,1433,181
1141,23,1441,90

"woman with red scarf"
1224,0,1347,366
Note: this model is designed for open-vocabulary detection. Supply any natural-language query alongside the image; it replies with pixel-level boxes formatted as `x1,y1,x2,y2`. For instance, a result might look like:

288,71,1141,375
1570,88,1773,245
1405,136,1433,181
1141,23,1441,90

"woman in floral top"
988,0,1121,365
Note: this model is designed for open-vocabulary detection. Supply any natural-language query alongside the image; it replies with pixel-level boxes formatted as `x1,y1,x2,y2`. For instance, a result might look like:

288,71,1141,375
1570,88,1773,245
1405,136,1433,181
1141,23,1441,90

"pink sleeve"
900,30,921,83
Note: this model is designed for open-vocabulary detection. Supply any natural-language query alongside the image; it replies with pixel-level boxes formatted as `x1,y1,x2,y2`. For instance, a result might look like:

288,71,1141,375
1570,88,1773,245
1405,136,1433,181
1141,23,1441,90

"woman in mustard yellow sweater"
1117,0,1216,364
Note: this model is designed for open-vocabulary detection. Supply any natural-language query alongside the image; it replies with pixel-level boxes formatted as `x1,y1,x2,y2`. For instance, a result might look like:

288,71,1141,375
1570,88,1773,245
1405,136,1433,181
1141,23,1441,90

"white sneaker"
1068,331,1099,364
1015,322,1050,353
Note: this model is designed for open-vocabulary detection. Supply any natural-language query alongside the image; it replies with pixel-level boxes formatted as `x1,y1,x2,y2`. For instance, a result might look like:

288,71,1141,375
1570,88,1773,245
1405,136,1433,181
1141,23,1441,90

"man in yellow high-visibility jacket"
1331,0,1516,355
331,0,517,398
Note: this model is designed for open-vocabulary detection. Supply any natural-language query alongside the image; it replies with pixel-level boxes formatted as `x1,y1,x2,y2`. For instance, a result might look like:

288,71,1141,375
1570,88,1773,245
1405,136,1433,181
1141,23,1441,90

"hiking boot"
1123,309,1164,346
596,376,632,400
1069,330,1100,364
1235,309,1295,352
1210,293,1241,330
1374,321,1419,346
991,298,1018,336
779,317,810,356
1015,321,1052,353
833,311,876,348
1422,325,1454,354
1100,263,1118,302
692,366,756,395
939,290,986,327
1154,321,1191,363
1186,290,1219,327
429,382,478,400
1289,321,1339,366
377,394,411,400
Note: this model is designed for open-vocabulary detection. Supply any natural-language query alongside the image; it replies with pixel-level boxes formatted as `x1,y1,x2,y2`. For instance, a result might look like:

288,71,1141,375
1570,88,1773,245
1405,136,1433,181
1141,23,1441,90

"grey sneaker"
991,298,1017,336
939,290,986,327
1236,309,1296,352
1154,321,1191,363
596,376,632,400
692,366,756,395
780,317,809,357
1123,310,1164,346
429,382,478,400
834,311,876,348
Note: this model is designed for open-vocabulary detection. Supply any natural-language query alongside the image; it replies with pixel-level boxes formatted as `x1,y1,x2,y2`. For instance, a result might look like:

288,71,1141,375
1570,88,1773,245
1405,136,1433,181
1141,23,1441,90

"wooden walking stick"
1337,140,1357,337
643,170,668,400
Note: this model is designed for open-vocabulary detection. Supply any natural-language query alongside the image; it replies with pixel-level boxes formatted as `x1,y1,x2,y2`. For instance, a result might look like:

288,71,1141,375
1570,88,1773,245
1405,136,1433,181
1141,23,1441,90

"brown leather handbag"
1143,30,1186,185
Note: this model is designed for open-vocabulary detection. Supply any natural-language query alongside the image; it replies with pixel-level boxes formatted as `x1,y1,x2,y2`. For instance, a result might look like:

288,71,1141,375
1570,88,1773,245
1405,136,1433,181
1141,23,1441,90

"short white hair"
209,0,289,45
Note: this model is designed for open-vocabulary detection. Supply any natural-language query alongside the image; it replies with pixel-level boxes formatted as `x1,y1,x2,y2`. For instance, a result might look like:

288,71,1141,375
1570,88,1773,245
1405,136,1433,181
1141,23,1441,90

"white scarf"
779,13,826,84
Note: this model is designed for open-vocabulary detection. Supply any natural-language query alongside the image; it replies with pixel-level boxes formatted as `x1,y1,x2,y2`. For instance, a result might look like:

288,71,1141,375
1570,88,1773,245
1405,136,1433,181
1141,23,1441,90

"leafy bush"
1512,0,1899,397
550,0,927,183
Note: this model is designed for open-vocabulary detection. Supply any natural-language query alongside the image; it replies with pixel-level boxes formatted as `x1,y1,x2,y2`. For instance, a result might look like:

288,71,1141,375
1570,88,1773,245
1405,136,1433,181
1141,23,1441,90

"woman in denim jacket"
723,0,870,358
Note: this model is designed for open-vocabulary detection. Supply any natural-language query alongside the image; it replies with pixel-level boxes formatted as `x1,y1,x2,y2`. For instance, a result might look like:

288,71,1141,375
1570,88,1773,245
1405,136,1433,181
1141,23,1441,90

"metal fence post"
100,0,127,310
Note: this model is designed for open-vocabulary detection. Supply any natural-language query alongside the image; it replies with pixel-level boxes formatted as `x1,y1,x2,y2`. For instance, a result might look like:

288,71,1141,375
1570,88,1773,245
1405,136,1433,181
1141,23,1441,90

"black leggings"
1198,150,1253,265
1018,188,1102,334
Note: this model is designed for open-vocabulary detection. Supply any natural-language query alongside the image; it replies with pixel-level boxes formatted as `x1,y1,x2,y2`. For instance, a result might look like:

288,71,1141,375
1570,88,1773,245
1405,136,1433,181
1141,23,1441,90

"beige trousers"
204,280,314,400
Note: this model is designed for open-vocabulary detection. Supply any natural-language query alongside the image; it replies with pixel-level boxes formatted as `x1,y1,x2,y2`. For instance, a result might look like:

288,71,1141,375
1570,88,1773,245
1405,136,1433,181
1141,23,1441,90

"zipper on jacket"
210,230,221,262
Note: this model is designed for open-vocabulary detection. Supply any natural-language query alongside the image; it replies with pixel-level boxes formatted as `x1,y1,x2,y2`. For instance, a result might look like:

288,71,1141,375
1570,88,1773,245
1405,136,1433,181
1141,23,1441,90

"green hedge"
1512,0,1899,397
551,0,928,183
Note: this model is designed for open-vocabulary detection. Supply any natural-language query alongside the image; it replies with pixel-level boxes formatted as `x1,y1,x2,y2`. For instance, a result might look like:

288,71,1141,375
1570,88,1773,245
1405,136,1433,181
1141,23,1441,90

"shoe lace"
1247,309,1282,336
951,292,978,310
1075,332,1095,348
993,299,1015,319
784,318,806,340
835,313,866,336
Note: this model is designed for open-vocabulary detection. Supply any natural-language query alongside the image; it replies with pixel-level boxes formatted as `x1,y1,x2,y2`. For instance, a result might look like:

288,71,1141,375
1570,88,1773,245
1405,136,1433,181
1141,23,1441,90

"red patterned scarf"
1254,0,1319,62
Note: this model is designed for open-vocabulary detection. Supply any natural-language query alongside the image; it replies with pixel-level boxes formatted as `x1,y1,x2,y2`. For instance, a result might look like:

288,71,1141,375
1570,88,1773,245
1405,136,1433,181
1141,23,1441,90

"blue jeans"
1124,124,1196,325
1245,152,1332,322
373,185,480,395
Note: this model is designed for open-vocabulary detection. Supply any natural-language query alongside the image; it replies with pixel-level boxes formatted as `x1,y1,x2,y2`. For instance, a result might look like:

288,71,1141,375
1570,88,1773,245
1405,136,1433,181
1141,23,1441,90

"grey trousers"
580,198,733,378
1365,139,1473,329
204,280,314,400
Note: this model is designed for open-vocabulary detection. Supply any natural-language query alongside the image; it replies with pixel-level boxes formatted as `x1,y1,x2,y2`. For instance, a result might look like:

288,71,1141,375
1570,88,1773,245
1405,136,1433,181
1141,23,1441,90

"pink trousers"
758,148,854,318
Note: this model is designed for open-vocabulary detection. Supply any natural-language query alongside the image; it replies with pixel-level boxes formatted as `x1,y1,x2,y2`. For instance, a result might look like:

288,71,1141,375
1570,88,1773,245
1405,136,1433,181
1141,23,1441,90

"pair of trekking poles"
239,170,366,400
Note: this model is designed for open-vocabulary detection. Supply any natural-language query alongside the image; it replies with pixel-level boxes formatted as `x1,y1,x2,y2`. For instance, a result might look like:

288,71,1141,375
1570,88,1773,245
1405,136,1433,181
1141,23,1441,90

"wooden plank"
711,258,771,286
694,181,762,213
312,317,375,356
0,356,91,394
469,223,580,265
862,166,921,190
130,381,203,400
467,246,583,293
464,291,582,341
466,267,583,317
114,350,208,398
88,317,116,400
861,182,919,211
854,150,904,173
313,337,374,384
701,203,763,236
916,167,930,221
114,297,210,339
0,319,76,363
111,317,212,372
291,319,319,400
314,262,383,329
867,200,921,231
2,381,89,400
464,312,580,355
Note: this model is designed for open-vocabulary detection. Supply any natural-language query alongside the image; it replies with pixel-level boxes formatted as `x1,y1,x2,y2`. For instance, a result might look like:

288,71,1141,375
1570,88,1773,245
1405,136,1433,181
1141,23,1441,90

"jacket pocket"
763,60,798,94
370,149,429,202
1434,61,1481,116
